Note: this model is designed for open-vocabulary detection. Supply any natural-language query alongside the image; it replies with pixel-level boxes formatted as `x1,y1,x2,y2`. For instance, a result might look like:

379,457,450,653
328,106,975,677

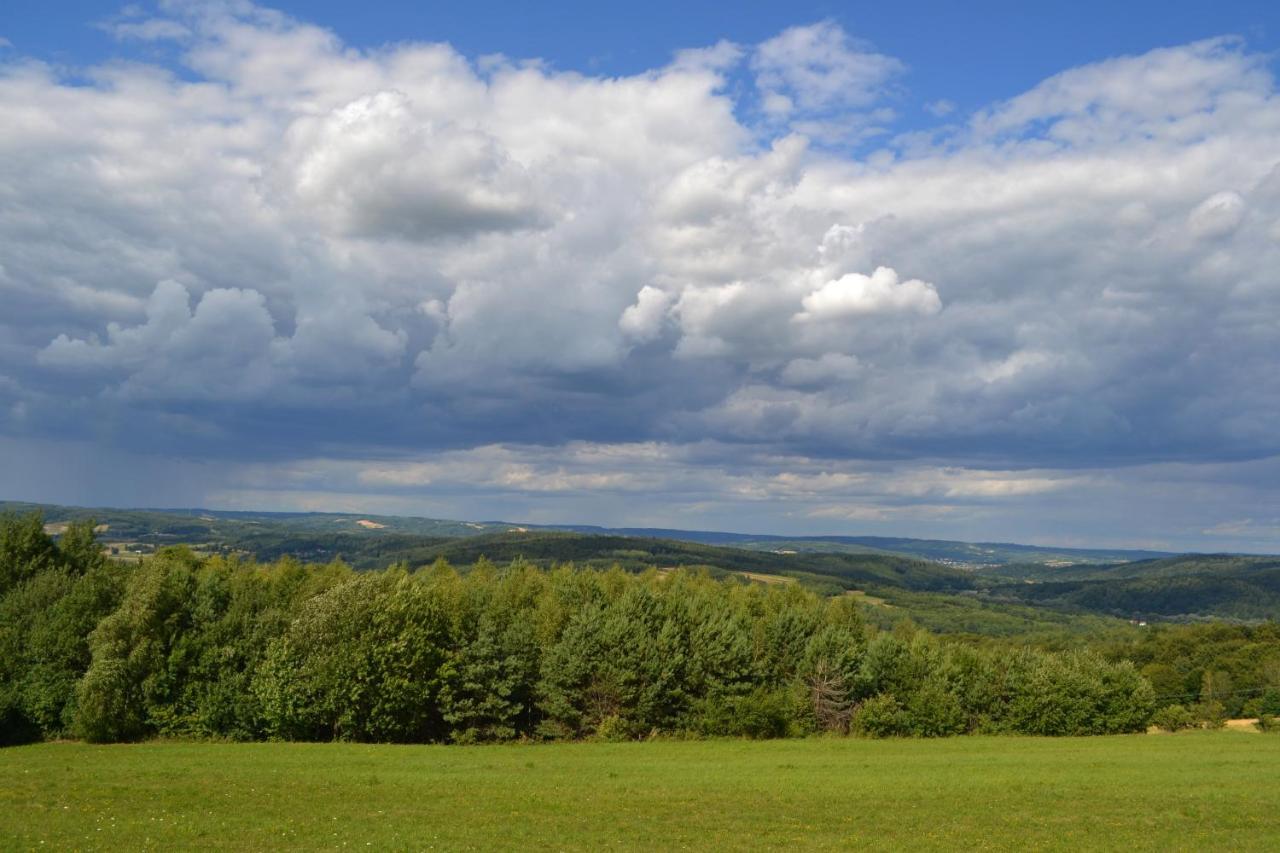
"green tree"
0,512,61,595
74,548,199,742
255,571,452,742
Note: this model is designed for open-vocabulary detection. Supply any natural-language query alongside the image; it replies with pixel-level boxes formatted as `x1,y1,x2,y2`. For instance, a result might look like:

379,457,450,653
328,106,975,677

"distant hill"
981,553,1280,582
0,502,523,541
0,500,971,592
376,531,973,592
2,500,1175,567
979,555,1280,621
546,525,1174,566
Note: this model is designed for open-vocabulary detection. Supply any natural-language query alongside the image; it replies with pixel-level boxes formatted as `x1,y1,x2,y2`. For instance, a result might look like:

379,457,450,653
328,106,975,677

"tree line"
2,511,1158,744
1095,622,1280,727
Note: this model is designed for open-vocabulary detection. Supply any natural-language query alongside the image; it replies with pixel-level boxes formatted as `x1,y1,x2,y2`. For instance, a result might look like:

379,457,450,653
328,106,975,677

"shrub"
1191,700,1227,729
592,714,635,742
853,693,909,738
903,680,968,737
693,687,799,739
1151,704,1196,732
1241,690,1280,720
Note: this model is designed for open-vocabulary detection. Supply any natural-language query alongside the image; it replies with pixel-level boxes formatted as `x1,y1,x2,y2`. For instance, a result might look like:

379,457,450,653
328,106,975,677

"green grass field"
3,733,1278,851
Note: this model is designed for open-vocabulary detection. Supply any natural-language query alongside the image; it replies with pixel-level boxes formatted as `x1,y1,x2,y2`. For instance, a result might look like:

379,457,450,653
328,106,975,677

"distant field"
3,734,1278,850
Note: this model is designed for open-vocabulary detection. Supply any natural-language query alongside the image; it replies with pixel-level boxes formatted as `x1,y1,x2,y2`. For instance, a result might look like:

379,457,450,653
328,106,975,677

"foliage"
0,511,62,596
0,512,1162,744
1150,704,1196,732
852,693,910,737
255,570,448,742
0,515,127,743
1093,622,1280,718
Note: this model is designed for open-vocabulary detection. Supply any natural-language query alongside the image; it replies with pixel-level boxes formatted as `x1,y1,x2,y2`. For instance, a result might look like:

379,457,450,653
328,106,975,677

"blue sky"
2,1,1280,550
7,1,1278,129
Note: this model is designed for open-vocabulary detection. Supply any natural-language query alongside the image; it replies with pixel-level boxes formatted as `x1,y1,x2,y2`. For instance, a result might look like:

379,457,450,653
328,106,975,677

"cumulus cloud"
795,267,941,321
285,90,545,240
40,280,283,400
619,286,673,343
3,4,1280,546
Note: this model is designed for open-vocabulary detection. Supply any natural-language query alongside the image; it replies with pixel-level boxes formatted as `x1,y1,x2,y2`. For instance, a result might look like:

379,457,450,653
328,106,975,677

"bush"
1002,651,1154,735
902,680,968,737
592,714,635,742
1151,704,1196,732
853,694,909,738
1256,714,1278,733
1191,700,1227,729
693,688,799,739
1254,687,1280,717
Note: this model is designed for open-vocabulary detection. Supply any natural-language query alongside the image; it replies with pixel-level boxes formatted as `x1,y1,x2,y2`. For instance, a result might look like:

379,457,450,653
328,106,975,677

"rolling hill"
2,501,1172,567
8,500,1280,623
976,555,1280,621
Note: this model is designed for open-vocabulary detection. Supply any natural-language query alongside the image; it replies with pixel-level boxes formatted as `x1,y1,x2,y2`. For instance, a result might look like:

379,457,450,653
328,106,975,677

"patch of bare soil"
740,572,796,585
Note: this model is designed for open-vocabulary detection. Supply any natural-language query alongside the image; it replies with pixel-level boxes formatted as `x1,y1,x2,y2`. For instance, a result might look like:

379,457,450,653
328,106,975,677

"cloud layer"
2,7,1279,548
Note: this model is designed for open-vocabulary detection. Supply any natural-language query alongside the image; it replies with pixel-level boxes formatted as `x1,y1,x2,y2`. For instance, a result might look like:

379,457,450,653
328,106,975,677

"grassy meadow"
3,732,1279,851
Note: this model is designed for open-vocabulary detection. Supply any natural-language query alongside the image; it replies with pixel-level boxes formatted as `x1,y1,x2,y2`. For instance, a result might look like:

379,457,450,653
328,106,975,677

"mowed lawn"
3,733,1278,851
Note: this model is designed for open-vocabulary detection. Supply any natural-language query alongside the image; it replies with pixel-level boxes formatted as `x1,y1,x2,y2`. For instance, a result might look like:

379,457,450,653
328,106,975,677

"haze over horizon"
2,1,1280,552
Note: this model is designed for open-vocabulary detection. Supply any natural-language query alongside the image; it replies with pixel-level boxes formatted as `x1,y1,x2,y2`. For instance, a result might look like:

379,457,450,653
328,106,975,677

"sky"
2,1,1280,551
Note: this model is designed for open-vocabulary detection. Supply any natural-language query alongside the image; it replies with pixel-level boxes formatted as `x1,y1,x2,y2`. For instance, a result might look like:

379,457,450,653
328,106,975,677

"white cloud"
924,99,955,117
619,286,673,343
751,21,903,116
796,267,941,321
106,19,192,42
285,90,545,240
670,40,743,73
971,37,1271,146
1188,190,1246,239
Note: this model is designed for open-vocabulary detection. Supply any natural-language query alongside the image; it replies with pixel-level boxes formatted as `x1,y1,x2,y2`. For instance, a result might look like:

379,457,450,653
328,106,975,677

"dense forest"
1,511,1166,745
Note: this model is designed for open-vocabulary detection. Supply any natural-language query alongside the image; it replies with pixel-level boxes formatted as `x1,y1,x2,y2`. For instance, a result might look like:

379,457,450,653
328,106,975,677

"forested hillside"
978,555,1280,621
